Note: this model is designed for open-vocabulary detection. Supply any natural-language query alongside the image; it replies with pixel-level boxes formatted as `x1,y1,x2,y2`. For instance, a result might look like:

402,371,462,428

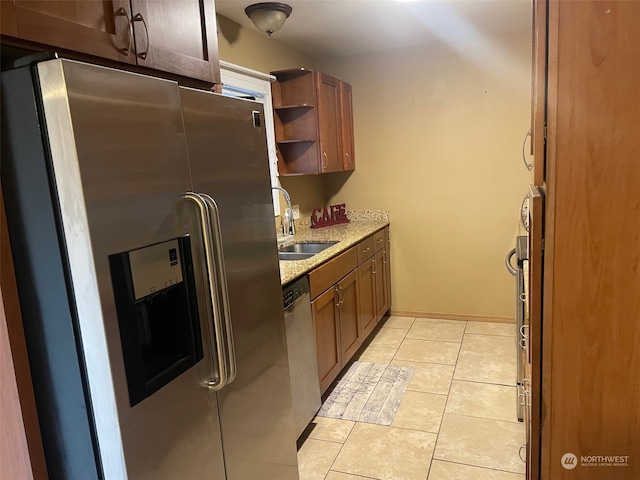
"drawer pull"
363,247,370,253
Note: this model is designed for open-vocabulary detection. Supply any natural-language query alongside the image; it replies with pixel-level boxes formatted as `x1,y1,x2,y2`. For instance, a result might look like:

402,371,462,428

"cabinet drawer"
309,246,358,300
373,230,385,252
357,236,376,264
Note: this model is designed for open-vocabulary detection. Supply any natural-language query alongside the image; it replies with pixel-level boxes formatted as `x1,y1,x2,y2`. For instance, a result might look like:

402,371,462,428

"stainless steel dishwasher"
282,276,321,438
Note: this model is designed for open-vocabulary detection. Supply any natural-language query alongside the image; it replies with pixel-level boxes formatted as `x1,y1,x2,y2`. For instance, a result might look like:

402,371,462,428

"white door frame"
219,61,281,215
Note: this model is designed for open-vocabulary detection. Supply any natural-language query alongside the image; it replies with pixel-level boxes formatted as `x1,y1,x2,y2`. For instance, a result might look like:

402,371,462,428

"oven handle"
505,248,517,276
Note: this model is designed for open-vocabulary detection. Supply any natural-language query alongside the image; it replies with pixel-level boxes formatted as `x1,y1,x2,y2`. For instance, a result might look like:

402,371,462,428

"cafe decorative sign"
311,203,349,229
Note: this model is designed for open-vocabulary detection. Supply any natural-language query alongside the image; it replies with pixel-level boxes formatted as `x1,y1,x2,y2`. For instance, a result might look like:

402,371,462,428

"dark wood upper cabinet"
1,0,220,85
129,0,220,83
317,72,341,173
271,68,356,176
339,81,355,171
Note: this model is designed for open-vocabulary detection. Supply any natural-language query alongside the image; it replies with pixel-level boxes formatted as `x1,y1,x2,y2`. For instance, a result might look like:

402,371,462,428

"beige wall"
216,15,328,217
217,15,532,318
317,30,532,318
217,14,314,76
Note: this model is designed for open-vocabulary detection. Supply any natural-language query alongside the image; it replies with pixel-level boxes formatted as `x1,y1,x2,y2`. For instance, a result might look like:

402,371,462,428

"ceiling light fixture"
245,2,292,36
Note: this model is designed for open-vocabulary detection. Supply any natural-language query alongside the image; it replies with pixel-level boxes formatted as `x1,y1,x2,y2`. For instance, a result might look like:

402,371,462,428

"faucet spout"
272,186,296,235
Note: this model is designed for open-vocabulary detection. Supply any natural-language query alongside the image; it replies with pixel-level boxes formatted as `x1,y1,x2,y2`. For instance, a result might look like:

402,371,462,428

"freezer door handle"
200,193,237,384
185,193,231,390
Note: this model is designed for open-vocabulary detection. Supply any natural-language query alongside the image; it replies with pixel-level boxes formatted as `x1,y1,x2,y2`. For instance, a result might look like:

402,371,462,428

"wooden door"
312,286,341,394
531,0,547,186
9,0,135,64
338,269,360,365
0,187,48,480
527,186,543,480
542,1,640,478
339,81,355,171
358,259,376,340
316,72,341,173
130,0,220,83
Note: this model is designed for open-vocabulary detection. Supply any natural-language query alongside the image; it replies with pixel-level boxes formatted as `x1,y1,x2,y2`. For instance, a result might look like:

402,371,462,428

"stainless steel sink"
278,241,338,261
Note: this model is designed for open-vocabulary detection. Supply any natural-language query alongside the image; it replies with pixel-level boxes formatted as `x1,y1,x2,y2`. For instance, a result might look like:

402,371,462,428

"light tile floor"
297,316,525,480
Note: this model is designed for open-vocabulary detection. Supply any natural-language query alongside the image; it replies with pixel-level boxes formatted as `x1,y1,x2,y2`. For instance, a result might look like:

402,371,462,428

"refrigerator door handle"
200,193,237,384
185,193,230,390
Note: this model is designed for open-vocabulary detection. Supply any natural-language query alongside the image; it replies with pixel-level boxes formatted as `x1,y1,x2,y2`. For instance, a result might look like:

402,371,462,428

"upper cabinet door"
130,0,220,83
339,81,355,171
531,0,547,186
316,72,342,173
9,0,135,64
272,69,357,176
3,0,220,85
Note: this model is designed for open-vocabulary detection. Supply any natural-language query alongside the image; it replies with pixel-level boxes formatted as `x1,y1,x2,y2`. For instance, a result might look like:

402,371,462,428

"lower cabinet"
358,257,376,339
338,269,361,366
311,286,342,394
309,227,391,395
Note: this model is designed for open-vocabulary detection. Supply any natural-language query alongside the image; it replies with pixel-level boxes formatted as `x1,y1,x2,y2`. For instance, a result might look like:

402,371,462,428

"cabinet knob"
322,152,328,170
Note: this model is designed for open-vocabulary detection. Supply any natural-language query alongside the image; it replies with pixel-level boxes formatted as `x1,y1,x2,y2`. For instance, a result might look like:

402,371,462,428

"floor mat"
317,361,414,425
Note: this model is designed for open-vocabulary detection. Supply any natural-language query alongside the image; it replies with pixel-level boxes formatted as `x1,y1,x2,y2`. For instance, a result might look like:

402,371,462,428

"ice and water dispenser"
109,237,203,406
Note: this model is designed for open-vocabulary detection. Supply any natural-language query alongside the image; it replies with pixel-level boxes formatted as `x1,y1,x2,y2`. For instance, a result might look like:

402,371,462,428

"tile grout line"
433,457,526,477
429,321,466,479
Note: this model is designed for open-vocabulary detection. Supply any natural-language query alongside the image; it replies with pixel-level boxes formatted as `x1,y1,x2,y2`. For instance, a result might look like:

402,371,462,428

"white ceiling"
215,0,532,59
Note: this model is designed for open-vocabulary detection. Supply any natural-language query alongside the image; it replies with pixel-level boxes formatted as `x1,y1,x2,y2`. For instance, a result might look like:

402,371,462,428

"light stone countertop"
278,212,390,286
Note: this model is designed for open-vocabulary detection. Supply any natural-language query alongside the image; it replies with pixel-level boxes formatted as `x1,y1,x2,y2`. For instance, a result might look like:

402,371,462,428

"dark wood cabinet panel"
309,228,391,394
338,269,361,365
8,0,134,64
311,286,341,394
317,72,341,173
374,249,389,321
2,0,220,84
1,0,18,36
339,81,355,171
384,229,392,312
130,0,220,83
272,69,355,176
358,258,376,340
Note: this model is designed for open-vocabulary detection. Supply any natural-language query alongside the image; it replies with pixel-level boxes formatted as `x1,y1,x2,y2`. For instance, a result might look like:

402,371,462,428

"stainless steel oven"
505,235,528,422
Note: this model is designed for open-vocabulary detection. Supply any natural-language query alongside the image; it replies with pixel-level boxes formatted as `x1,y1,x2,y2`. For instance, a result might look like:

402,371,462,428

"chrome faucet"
272,186,296,235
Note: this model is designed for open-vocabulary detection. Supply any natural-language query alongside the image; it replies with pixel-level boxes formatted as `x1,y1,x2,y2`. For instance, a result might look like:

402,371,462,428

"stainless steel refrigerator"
1,58,299,480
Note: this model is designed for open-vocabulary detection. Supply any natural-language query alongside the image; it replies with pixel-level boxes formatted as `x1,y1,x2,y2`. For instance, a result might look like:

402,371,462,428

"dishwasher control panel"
283,278,309,309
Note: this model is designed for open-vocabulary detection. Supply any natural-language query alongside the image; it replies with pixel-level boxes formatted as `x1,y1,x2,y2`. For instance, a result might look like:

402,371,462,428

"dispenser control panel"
129,239,184,301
